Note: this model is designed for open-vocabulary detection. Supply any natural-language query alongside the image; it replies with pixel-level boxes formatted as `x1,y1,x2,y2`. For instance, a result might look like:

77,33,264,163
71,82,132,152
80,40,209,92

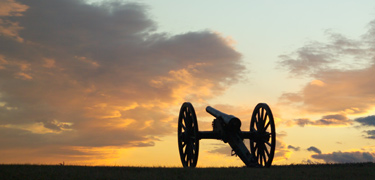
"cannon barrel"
206,106,241,129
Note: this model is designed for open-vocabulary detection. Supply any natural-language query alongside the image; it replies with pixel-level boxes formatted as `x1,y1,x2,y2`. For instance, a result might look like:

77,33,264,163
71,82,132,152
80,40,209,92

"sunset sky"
1,0,375,167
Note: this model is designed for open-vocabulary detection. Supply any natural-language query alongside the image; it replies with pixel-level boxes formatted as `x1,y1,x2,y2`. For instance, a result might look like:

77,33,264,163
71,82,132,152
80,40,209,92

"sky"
0,0,375,167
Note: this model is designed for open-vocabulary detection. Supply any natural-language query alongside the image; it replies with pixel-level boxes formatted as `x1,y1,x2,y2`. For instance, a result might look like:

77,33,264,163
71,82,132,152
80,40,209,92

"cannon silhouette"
177,102,276,168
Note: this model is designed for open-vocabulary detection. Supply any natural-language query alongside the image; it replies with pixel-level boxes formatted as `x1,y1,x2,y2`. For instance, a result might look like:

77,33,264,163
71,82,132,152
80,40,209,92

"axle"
197,131,256,140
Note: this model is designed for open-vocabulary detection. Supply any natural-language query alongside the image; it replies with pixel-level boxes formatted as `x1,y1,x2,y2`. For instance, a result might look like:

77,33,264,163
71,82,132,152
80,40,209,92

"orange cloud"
278,18,375,130
273,131,292,163
0,0,27,42
280,66,375,114
0,0,28,16
0,0,245,164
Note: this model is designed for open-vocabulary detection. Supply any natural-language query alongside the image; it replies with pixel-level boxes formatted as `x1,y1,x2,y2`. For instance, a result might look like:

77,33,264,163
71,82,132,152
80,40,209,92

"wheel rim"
178,102,199,167
250,103,276,167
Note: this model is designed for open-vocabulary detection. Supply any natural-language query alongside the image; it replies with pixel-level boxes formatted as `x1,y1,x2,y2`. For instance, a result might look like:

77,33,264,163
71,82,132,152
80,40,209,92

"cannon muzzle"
206,106,241,129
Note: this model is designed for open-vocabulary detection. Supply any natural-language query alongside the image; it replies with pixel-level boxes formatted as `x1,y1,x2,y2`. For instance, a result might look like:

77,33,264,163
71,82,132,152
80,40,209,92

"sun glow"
310,79,325,86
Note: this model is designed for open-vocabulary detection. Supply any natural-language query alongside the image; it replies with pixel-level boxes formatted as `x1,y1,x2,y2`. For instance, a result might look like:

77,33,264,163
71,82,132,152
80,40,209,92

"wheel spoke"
183,115,187,126
264,121,270,131
186,110,190,122
183,149,187,159
264,144,270,157
262,151,267,166
187,143,191,163
256,116,260,130
259,143,263,165
180,120,186,131
251,126,257,132
265,141,272,147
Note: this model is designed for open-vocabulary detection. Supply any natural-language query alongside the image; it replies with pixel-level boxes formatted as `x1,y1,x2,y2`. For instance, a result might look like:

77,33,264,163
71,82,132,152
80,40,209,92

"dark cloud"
279,29,373,76
290,114,352,127
294,118,310,127
287,145,300,151
312,151,375,163
39,119,72,132
355,115,375,126
278,19,375,115
0,0,245,163
363,130,375,139
278,42,337,76
354,115,375,140
307,146,321,154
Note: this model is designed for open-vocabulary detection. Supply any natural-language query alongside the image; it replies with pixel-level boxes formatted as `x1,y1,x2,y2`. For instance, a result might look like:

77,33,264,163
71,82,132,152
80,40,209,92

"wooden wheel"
250,103,276,167
178,102,199,167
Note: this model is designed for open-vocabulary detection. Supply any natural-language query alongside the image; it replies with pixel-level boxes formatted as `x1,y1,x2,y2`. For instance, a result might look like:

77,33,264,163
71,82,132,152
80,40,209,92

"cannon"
177,102,276,168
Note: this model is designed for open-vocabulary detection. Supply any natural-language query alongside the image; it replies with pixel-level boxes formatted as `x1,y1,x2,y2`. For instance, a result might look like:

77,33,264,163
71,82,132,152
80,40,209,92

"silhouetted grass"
0,162,374,180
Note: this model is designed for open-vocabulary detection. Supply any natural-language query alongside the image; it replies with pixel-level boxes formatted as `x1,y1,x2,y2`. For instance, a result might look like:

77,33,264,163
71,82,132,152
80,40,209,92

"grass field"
1,163,374,180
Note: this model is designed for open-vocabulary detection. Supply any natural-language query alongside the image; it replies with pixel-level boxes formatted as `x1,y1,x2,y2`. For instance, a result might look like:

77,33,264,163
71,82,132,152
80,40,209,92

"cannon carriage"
177,102,276,168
